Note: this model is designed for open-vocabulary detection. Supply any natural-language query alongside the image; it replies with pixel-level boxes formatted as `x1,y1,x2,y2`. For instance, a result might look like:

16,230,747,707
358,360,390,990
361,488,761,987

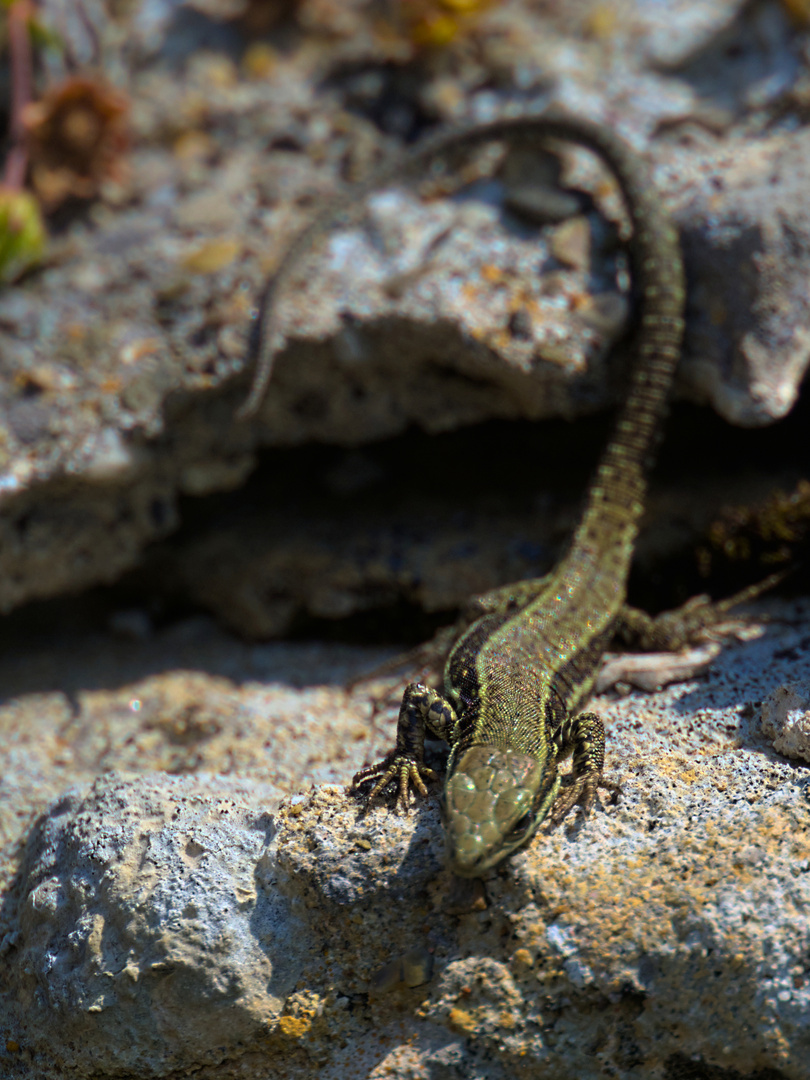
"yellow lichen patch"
781,0,810,22
181,238,242,274
529,799,810,986
650,752,708,784
86,913,105,958
242,42,279,80
442,0,489,10
200,54,239,90
582,4,619,38
411,13,458,46
448,1006,477,1034
402,0,497,47
173,130,216,164
480,263,506,285
511,948,533,970
277,1014,312,1040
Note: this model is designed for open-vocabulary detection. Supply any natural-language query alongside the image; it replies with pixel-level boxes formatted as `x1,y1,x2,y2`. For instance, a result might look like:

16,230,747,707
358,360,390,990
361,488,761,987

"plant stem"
4,0,34,190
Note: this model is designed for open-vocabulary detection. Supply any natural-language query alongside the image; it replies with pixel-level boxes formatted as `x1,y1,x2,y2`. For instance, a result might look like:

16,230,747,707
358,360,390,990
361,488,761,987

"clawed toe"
349,754,437,813
550,775,621,826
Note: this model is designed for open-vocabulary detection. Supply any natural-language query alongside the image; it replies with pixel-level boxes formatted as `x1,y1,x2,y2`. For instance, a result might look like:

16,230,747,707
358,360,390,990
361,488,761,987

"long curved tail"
239,114,685,559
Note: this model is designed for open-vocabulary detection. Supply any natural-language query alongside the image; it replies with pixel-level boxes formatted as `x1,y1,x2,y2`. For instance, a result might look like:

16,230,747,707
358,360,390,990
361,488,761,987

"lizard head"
442,745,560,876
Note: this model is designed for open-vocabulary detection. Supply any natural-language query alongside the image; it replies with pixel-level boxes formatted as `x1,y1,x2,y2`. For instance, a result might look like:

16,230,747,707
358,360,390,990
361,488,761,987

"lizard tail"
551,118,686,577
238,114,686,526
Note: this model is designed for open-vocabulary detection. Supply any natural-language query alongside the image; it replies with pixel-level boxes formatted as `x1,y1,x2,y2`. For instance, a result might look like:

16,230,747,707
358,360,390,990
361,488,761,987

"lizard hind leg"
550,711,621,825
616,570,786,652
349,682,457,813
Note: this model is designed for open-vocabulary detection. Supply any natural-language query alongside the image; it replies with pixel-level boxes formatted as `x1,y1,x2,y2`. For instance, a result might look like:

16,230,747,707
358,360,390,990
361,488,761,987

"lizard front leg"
350,683,458,812
550,711,620,824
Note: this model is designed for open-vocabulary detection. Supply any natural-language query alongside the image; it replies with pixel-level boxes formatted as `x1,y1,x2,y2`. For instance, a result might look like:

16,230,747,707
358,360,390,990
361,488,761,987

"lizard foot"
549,709,619,826
617,570,786,652
550,774,622,826
350,753,439,813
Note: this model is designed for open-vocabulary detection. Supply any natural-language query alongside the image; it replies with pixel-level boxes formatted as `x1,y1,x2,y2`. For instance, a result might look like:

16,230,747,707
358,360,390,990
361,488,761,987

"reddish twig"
4,0,34,190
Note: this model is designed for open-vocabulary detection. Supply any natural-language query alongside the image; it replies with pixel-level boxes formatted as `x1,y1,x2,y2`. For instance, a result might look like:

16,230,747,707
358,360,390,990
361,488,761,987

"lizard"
240,109,687,877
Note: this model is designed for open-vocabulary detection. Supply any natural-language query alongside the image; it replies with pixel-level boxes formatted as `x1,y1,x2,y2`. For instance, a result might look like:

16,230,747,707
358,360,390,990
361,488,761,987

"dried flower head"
22,75,129,210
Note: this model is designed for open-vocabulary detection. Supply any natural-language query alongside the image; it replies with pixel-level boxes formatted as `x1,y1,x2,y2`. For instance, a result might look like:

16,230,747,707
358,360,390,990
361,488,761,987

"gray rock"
5,603,810,1079
0,0,807,618
761,680,810,763
5,772,303,1077
673,127,810,426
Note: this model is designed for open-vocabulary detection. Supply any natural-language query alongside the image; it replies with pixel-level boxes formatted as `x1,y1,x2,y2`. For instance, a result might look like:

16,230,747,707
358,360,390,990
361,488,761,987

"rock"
671,127,810,426
4,601,810,1078
0,1,807,617
3,4,810,1077
4,772,299,1076
159,485,564,638
761,681,810,763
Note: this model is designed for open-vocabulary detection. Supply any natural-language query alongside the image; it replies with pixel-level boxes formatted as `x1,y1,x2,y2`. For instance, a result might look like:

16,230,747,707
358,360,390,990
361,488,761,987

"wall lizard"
242,111,686,876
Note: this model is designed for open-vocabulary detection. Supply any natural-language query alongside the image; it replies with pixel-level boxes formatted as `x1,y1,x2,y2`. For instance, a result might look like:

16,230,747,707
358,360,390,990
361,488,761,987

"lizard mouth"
447,814,537,876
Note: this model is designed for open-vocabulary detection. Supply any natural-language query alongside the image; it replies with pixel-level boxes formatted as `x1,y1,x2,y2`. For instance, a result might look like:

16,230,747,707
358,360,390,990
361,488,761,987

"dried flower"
22,75,129,210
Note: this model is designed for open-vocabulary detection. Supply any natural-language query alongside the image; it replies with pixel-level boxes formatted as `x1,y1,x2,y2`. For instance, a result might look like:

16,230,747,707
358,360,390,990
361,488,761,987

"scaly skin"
242,112,686,876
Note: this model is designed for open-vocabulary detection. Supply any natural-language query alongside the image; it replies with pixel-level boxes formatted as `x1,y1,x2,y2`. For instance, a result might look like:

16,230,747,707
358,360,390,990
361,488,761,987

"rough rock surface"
669,128,810,425
3,598,810,1079
6,774,291,1077
3,2,810,1078
0,0,809,612
761,680,810,764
